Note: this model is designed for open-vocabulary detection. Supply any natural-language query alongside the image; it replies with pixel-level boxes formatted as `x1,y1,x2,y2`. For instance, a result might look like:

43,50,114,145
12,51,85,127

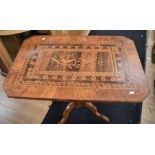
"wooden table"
3,36,149,123
0,30,30,70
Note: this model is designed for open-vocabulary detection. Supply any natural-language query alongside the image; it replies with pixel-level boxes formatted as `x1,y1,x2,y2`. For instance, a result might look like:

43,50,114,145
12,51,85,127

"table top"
3,36,149,103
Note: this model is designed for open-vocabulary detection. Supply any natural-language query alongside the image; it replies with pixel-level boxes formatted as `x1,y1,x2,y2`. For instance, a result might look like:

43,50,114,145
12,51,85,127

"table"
3,36,149,123
0,30,29,70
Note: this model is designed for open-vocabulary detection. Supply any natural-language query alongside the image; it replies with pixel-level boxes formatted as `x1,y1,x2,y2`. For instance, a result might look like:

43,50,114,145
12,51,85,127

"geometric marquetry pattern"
15,43,135,89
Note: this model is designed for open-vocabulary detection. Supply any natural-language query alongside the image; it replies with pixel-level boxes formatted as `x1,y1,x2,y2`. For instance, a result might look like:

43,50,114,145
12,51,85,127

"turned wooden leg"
58,101,75,124
84,102,110,123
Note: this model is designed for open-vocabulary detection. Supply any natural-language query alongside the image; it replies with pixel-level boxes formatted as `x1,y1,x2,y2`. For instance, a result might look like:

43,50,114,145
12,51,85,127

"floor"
0,75,51,123
141,31,155,123
0,31,155,124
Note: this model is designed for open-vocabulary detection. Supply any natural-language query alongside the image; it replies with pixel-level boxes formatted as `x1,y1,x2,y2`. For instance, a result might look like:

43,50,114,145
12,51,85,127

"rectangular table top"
3,36,149,102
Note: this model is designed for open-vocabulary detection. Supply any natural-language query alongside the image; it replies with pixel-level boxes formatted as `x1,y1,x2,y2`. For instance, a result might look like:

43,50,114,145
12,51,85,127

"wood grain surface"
3,36,149,102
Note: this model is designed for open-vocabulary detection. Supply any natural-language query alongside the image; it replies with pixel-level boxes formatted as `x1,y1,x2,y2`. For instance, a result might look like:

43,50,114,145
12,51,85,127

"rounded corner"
120,36,135,44
22,35,42,44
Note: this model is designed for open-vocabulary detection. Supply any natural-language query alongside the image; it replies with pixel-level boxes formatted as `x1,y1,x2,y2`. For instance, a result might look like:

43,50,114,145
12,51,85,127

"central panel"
40,51,114,73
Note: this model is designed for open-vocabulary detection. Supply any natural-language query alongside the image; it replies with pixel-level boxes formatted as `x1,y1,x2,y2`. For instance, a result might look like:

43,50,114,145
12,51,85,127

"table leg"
0,38,12,70
84,102,110,123
58,101,110,124
58,101,75,124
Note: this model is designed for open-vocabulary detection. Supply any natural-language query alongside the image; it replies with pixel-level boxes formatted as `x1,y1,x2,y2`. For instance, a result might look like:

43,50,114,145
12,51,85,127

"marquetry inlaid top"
3,36,149,102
